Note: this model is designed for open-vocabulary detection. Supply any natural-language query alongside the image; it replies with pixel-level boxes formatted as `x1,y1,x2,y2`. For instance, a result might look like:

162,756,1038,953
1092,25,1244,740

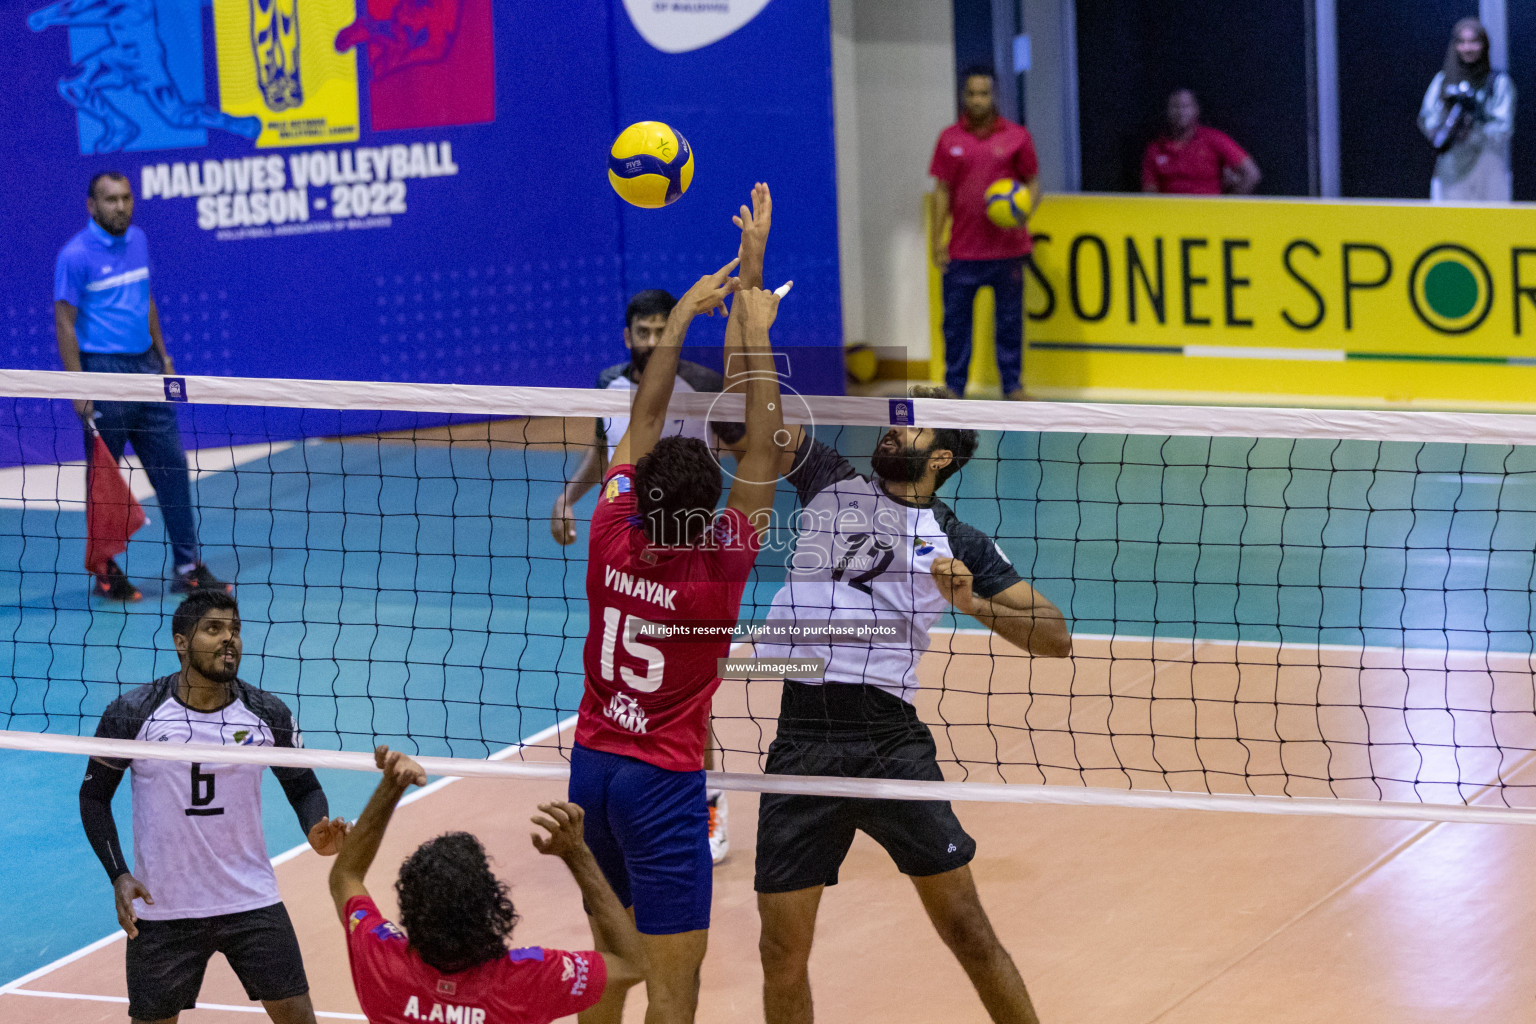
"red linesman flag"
85,432,146,578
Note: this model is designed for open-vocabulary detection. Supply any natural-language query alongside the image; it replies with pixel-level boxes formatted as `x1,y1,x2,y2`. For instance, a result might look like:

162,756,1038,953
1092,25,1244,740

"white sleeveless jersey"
92,676,304,920
756,438,1023,704
593,359,723,462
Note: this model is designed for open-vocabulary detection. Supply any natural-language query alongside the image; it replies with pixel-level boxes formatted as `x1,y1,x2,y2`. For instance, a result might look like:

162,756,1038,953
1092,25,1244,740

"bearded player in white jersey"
78,591,349,1024
747,402,1072,1024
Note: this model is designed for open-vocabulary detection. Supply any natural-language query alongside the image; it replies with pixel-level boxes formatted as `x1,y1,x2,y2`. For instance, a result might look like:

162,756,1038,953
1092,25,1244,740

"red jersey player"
571,185,785,1024
329,746,646,1024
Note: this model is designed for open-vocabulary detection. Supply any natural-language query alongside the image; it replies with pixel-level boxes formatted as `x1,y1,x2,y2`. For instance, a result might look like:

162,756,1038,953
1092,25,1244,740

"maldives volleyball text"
137,142,462,233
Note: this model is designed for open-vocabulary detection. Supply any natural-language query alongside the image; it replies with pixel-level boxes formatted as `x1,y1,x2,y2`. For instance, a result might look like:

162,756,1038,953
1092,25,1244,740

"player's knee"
262,992,317,1024
758,925,811,979
933,904,1002,965
643,970,701,1021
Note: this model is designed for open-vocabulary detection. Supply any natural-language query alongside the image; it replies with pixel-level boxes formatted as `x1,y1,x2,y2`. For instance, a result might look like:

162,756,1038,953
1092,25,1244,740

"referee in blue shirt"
55,172,232,601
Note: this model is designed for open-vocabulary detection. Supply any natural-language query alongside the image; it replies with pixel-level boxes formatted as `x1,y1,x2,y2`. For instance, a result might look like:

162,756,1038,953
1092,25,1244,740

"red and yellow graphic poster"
213,0,361,148
335,0,496,131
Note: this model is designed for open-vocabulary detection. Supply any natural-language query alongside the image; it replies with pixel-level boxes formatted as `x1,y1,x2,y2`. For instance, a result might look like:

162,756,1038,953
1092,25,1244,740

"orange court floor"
6,634,1536,1023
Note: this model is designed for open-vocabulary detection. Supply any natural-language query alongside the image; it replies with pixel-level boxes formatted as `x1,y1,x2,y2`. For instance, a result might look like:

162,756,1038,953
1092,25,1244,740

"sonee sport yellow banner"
1019,194,1536,410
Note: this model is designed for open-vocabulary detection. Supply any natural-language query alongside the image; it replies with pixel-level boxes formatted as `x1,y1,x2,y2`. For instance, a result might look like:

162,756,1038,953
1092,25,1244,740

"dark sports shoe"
95,559,142,602
171,563,234,594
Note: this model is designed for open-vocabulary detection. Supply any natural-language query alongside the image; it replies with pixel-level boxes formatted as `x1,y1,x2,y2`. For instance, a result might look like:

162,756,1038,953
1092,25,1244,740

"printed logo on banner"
251,0,304,111
212,0,360,148
622,0,773,54
336,0,496,131
164,377,187,402
27,0,261,154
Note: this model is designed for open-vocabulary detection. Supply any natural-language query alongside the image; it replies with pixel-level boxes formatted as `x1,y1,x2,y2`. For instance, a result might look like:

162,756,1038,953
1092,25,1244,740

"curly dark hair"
396,832,519,974
929,426,978,490
171,591,238,641
635,435,722,545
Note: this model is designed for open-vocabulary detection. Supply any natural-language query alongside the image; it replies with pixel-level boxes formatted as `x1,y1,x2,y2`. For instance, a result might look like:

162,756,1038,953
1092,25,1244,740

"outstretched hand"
308,815,351,856
736,286,782,332
676,257,740,319
530,801,588,861
374,745,428,790
733,182,772,277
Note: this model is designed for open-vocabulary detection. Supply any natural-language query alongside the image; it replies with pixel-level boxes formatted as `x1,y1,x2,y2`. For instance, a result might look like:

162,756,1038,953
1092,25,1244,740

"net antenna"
4,367,1536,826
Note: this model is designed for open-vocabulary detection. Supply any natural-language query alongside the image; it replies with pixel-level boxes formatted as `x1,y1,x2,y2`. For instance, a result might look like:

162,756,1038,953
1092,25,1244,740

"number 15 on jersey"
600,608,664,693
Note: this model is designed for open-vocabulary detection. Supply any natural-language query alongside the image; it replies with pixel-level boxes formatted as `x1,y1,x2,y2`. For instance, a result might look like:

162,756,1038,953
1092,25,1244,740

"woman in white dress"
1418,18,1515,202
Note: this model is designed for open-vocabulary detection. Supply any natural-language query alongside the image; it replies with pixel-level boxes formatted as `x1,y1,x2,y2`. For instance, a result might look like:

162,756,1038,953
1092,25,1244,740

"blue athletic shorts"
568,742,711,936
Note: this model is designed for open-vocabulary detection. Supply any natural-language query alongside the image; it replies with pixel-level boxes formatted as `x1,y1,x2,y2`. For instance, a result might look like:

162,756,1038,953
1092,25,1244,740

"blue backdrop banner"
1,0,842,465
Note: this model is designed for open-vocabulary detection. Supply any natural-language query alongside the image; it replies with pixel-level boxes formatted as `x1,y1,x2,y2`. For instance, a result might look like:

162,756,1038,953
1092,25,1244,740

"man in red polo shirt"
1142,89,1262,195
930,65,1038,400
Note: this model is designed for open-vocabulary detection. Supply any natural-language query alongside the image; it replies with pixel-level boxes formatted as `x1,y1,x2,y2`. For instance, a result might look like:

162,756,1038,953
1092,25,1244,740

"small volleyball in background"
608,121,695,208
984,178,1032,229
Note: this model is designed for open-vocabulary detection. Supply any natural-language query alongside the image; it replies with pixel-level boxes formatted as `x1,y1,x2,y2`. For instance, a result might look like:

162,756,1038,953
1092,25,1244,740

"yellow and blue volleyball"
608,121,695,209
984,178,1032,229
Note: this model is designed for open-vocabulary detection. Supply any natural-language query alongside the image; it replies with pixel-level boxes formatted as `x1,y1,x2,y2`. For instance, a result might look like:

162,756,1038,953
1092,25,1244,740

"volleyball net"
3,368,1536,825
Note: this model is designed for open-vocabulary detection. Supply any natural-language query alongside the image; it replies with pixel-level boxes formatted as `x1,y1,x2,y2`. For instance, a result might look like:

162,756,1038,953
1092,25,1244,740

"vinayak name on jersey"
603,565,678,610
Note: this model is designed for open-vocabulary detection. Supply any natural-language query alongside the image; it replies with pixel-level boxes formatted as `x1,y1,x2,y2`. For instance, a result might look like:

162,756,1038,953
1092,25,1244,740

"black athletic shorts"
754,680,977,894
125,902,308,1020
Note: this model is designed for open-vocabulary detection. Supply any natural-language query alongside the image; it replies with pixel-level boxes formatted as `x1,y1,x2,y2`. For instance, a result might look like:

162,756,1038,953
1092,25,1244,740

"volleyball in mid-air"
984,178,1032,228
608,121,695,208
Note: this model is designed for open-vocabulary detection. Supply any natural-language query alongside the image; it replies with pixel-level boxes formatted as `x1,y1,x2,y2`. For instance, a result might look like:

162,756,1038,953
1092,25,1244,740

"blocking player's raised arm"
721,185,765,401
725,184,802,475
329,746,426,922
612,257,738,468
725,287,784,536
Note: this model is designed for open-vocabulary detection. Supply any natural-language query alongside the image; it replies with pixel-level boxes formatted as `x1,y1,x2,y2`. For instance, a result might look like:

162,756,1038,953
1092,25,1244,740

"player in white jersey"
550,287,744,866
78,591,349,1024
550,289,727,548
749,399,1072,1024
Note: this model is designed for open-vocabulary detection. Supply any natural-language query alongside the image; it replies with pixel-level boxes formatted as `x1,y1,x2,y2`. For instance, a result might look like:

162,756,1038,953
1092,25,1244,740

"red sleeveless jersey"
576,465,760,772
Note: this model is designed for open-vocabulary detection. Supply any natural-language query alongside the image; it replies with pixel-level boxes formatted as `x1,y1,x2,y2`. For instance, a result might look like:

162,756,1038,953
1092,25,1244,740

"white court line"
4,988,365,1019
0,715,578,995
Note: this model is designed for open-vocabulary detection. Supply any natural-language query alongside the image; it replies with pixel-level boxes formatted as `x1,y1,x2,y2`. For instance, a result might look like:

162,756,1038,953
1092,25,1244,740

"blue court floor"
3,421,1535,983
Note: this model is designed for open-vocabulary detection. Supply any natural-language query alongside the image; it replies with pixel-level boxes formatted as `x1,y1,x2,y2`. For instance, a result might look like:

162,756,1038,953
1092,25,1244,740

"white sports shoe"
708,793,729,865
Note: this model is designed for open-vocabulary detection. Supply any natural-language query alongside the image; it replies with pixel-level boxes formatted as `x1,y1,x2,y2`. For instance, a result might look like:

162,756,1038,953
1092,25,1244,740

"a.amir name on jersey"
400,996,484,1023
604,566,677,610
